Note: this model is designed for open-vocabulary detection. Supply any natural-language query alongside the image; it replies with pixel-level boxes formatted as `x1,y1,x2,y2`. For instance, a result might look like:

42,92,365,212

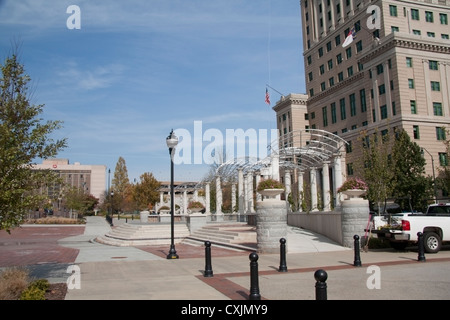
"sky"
0,0,305,184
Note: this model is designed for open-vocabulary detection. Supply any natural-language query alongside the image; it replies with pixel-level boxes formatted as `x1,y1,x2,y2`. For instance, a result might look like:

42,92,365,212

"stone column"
183,190,188,215
255,175,262,202
298,171,304,212
310,168,318,211
383,61,392,118
256,194,287,254
231,183,236,213
322,161,331,211
238,169,244,215
284,170,292,212
340,195,370,248
271,154,280,180
334,154,343,207
248,172,255,213
244,173,249,213
205,182,211,215
159,191,164,205
216,176,223,219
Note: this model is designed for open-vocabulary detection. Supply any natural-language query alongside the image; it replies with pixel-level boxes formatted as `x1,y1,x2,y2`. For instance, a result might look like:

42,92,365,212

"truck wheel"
423,232,441,254
390,242,408,250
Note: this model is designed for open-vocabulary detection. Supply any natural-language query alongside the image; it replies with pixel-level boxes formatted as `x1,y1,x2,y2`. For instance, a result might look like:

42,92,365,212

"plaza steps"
182,222,257,252
95,222,190,246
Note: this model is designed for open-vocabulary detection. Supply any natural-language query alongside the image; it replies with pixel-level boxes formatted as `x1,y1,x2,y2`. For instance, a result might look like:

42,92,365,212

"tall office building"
299,0,450,197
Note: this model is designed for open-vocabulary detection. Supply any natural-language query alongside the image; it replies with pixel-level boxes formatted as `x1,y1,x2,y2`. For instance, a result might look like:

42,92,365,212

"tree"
390,129,433,212
437,127,450,197
111,156,130,213
64,186,98,215
356,128,395,214
133,172,161,210
0,52,67,232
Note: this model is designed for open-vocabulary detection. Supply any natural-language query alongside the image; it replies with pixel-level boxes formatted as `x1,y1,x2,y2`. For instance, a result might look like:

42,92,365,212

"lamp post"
166,129,179,259
110,190,114,225
421,147,437,203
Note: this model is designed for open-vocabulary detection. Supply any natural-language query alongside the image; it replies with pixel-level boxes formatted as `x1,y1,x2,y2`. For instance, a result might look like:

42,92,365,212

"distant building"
32,159,107,211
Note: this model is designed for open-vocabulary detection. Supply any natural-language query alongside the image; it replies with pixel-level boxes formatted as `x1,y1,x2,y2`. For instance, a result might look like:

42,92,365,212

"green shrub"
0,267,29,300
19,286,45,300
29,279,49,292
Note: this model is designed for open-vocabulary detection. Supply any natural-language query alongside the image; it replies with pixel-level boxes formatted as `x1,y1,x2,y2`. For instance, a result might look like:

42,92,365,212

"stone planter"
189,207,204,213
257,188,284,200
139,210,149,223
341,189,366,200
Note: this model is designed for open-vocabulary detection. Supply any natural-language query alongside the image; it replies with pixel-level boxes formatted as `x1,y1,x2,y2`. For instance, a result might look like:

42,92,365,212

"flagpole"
266,84,284,97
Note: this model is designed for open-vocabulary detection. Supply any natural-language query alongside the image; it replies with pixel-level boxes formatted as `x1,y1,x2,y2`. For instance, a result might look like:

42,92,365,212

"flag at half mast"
342,27,356,48
265,88,270,105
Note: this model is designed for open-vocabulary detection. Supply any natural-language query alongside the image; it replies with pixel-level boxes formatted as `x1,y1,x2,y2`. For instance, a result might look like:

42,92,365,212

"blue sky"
0,0,305,183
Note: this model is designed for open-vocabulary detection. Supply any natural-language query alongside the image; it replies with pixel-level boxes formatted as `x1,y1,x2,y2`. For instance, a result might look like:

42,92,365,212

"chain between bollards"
204,241,213,277
314,269,328,300
248,252,261,300
417,232,426,262
278,238,288,272
353,234,362,267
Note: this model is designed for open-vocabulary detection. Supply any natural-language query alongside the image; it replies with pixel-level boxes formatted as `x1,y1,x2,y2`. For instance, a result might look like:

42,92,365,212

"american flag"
265,88,270,105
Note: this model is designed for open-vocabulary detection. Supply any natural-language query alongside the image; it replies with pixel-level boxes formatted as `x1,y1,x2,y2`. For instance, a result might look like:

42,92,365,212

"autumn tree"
111,156,130,213
133,172,161,210
437,127,450,197
356,128,395,214
0,52,67,232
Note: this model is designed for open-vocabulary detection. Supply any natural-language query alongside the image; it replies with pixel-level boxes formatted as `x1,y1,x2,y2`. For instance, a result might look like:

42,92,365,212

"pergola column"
284,170,292,212
205,182,211,214
183,190,188,214
244,173,249,213
255,174,262,202
238,169,244,214
231,183,236,213
215,176,222,214
159,191,164,205
334,154,343,207
322,161,331,211
298,171,304,212
310,168,318,212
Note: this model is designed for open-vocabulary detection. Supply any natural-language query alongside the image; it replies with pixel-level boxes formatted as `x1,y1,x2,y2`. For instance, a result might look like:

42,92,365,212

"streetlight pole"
166,129,179,259
422,147,437,204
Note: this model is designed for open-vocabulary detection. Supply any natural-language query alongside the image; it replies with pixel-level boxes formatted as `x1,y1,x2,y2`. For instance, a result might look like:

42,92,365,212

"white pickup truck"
370,203,450,253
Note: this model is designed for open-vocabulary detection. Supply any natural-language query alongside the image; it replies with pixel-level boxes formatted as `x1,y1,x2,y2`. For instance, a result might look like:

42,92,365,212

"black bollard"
249,252,261,300
204,241,214,277
278,238,288,272
353,235,362,267
417,232,426,262
314,269,328,300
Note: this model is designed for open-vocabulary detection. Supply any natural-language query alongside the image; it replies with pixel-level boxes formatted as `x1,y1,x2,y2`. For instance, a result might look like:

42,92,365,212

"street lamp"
110,190,114,226
421,148,437,204
166,129,179,259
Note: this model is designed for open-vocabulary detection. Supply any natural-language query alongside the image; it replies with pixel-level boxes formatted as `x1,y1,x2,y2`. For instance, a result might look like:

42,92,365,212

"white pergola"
203,129,349,213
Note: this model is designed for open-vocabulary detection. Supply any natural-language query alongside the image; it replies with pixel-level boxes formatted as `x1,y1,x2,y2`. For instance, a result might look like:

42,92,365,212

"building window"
431,81,441,91
346,47,352,59
442,34,449,39
413,125,420,139
378,84,385,95
347,66,353,77
331,102,337,124
425,11,434,23
350,93,356,117
410,100,417,114
318,47,324,57
413,29,421,35
406,57,413,67
308,72,313,82
360,89,366,112
440,13,448,25
328,59,333,70
307,55,312,65
309,88,314,97
346,163,354,176
436,127,446,140
337,53,343,64
376,64,384,74
322,106,328,127
411,9,419,21
326,41,332,52
321,82,326,91
335,35,341,46
391,26,399,32
408,79,415,89
320,64,325,75
340,98,346,120
380,105,388,119
329,77,335,87
439,153,448,166
433,102,443,116
389,5,397,17
427,32,435,38
356,40,363,52
429,60,439,70
362,121,368,127
338,72,344,82
346,141,352,153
